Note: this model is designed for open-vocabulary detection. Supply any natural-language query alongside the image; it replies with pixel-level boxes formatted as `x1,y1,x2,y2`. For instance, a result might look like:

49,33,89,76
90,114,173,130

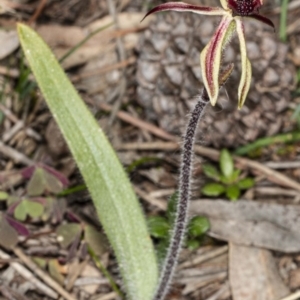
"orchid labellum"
142,0,274,109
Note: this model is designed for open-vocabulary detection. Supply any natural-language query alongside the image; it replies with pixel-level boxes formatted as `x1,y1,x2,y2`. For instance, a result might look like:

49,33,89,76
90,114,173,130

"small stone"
45,119,69,157
261,37,277,60
138,61,160,83
263,68,279,86
175,37,189,53
214,120,230,135
280,67,295,87
289,269,300,289
199,20,214,37
292,46,300,66
247,42,260,60
165,65,183,86
152,33,169,52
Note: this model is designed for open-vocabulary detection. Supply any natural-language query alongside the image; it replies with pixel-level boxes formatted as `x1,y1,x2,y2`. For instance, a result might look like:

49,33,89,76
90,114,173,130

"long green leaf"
17,23,157,300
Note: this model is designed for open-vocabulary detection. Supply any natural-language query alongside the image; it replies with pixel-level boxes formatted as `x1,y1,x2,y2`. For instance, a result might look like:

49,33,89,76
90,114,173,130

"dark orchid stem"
153,89,209,300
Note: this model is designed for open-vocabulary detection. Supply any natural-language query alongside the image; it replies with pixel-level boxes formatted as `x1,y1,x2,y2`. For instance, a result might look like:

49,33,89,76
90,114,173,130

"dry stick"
106,0,127,127
280,291,300,300
0,249,57,299
0,140,34,165
27,0,47,25
153,90,209,300
95,101,177,142
13,247,76,300
118,141,300,193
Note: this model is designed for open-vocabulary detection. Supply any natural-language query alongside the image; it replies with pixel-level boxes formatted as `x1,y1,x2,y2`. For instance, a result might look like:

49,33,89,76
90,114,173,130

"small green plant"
0,164,69,247
147,193,210,260
201,149,255,201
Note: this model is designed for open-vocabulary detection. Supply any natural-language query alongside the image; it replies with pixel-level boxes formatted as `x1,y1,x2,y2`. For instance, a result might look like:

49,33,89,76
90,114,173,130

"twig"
117,141,300,193
255,187,299,197
94,292,118,300
95,101,177,142
0,140,34,165
13,247,76,300
280,291,300,300
88,247,124,299
59,22,113,64
0,103,41,141
27,0,47,25
0,248,57,299
134,186,167,210
178,246,228,270
264,161,300,169
71,57,135,82
206,281,230,300
106,0,127,127
182,272,227,295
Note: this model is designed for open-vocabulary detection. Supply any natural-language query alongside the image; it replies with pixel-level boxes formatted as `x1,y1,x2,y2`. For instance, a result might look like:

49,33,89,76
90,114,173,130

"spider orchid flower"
142,0,274,109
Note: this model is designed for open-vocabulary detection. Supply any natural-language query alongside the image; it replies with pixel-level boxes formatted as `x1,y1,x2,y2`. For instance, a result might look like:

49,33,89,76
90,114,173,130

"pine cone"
137,11,296,148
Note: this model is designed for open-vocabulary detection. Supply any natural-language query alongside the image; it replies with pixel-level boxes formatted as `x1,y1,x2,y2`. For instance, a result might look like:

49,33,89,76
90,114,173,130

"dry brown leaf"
35,13,152,69
229,243,289,300
190,200,300,252
36,25,85,48
0,30,19,60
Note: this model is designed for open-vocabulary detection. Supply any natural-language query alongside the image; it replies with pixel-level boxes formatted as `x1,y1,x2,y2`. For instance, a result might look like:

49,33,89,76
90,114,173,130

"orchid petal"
200,16,235,106
246,13,275,31
220,0,229,10
235,18,252,109
141,2,226,22
219,63,234,86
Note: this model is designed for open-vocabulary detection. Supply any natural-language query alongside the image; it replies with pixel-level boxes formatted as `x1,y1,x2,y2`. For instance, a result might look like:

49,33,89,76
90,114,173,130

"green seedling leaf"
27,167,63,196
14,201,27,221
202,164,221,180
188,216,210,238
186,239,200,250
41,197,55,222
148,216,170,239
0,214,18,249
48,259,65,285
56,223,82,249
27,168,45,196
43,169,64,194
33,257,47,269
220,149,234,178
238,177,255,189
7,196,19,206
84,225,109,257
156,239,169,264
0,191,8,201
18,23,158,300
230,169,241,182
14,199,44,221
201,183,225,197
226,185,240,201
27,200,44,218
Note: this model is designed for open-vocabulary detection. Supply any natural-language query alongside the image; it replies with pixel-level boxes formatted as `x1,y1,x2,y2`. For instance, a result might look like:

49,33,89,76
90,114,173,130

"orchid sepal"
235,18,252,109
245,14,275,31
200,16,235,106
141,2,226,22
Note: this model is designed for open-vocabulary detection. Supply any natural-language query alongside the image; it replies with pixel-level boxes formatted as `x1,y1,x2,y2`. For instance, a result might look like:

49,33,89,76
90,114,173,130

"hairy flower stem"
153,89,209,300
